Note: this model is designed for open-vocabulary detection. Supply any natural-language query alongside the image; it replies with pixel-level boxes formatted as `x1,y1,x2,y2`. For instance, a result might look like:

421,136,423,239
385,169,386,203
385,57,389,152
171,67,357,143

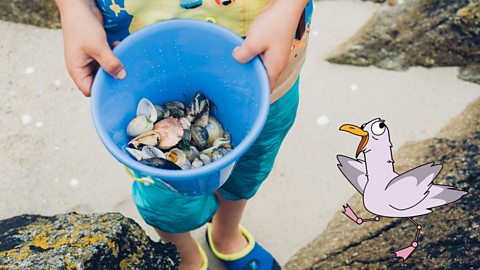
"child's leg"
154,230,203,270
211,193,248,253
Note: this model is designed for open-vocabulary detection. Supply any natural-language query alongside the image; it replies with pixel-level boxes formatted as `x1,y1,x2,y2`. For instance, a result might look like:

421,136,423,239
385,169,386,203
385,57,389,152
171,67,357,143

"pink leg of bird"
342,204,380,225
395,218,422,261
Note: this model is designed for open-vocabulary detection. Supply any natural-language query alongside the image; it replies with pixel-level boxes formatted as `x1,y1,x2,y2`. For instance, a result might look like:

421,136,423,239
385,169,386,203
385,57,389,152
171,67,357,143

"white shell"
205,116,224,146
128,130,161,148
166,148,187,167
127,115,154,137
141,146,166,159
137,98,158,123
192,158,204,168
201,138,231,157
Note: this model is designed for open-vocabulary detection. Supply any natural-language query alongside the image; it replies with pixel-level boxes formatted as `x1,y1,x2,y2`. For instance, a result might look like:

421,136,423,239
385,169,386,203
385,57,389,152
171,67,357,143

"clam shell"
165,102,186,118
137,98,157,123
141,146,166,159
201,138,231,156
179,117,191,130
140,157,181,170
191,125,209,150
153,117,184,150
211,147,230,161
198,154,211,165
184,146,200,162
192,158,204,168
127,115,154,137
205,116,225,146
126,147,149,161
155,105,170,120
128,130,162,148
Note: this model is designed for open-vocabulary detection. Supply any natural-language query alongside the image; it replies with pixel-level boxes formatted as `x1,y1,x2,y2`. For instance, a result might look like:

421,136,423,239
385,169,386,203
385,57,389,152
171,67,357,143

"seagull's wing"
337,155,368,194
385,163,443,211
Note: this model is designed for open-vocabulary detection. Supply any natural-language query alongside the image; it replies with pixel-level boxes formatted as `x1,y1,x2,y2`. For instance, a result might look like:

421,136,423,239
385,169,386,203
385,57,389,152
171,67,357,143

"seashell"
153,117,184,150
127,115,154,137
155,105,170,120
223,131,231,141
166,148,188,167
192,158,204,168
141,146,166,159
126,147,150,161
126,146,166,161
211,147,231,161
198,154,211,165
190,125,209,150
165,101,185,118
128,130,162,148
181,160,192,170
137,98,158,123
179,117,191,130
187,93,211,126
201,137,231,156
205,116,225,146
140,157,181,170
184,146,200,162
177,129,192,151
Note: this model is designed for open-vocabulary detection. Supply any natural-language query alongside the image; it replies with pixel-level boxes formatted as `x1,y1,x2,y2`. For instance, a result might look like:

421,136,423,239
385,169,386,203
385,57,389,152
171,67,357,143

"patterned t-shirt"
95,0,313,102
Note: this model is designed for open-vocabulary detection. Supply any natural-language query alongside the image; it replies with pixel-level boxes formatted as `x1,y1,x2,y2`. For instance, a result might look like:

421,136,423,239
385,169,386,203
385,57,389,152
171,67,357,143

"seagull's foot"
395,241,418,261
342,204,363,224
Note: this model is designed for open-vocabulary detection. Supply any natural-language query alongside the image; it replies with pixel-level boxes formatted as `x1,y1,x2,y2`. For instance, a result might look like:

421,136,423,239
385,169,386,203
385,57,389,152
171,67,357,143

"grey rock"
0,0,60,29
286,98,480,269
327,0,480,84
0,212,179,269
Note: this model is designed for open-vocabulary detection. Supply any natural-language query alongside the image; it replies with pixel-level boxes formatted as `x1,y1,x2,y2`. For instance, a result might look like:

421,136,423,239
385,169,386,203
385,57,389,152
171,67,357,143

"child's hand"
233,0,308,90
57,0,125,97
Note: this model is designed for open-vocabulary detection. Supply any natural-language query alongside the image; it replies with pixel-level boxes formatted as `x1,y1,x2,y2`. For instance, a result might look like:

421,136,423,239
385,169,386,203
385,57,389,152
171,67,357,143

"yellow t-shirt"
96,0,313,102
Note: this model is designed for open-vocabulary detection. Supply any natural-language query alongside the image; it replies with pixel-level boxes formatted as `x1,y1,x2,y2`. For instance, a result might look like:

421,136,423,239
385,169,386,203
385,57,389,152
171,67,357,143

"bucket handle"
123,166,155,185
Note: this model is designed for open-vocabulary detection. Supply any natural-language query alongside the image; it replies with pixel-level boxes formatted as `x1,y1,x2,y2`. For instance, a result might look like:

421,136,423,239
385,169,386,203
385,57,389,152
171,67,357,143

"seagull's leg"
394,218,422,261
342,204,380,225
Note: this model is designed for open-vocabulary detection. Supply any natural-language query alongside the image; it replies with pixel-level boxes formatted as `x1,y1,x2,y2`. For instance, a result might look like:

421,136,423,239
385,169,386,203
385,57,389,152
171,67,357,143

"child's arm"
56,0,126,97
233,0,309,90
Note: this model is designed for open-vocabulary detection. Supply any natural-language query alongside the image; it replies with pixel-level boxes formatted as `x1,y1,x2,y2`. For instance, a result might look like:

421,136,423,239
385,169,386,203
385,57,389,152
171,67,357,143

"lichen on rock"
0,212,179,269
286,98,480,269
0,0,60,29
327,0,480,85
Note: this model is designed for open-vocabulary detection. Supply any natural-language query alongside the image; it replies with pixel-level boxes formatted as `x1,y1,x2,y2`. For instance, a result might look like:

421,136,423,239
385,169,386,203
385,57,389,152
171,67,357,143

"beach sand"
0,1,478,268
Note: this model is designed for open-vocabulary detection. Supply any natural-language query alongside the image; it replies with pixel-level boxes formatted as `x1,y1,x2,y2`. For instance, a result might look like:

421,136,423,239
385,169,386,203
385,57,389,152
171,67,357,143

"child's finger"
69,65,94,97
92,40,127,80
233,38,265,64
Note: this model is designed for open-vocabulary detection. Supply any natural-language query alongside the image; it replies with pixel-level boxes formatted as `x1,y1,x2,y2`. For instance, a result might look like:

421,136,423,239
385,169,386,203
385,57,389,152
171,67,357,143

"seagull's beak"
339,124,369,158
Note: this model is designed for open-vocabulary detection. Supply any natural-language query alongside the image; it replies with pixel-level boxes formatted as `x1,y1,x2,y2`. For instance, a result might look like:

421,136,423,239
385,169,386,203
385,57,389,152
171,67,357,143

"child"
56,0,313,269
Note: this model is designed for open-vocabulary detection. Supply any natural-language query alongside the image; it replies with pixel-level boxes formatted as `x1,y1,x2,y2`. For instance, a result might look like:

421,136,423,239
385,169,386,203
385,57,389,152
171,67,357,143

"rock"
0,0,61,29
327,0,480,85
0,212,179,269
285,98,480,269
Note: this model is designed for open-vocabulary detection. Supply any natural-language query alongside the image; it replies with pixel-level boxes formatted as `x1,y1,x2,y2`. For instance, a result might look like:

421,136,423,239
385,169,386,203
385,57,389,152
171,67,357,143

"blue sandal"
205,223,281,270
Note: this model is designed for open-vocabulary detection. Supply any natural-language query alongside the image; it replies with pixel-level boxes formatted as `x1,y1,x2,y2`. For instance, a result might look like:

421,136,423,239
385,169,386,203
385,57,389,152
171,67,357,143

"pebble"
25,67,35,74
21,115,32,124
35,121,44,128
70,178,80,187
53,79,61,87
316,116,330,126
350,84,359,91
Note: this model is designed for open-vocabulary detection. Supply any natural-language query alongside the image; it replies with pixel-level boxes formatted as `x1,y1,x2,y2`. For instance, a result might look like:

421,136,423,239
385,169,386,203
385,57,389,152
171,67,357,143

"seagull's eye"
371,121,386,136
360,124,366,130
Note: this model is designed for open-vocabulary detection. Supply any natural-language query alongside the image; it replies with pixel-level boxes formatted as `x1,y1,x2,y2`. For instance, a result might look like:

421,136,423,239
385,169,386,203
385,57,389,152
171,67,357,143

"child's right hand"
57,0,126,97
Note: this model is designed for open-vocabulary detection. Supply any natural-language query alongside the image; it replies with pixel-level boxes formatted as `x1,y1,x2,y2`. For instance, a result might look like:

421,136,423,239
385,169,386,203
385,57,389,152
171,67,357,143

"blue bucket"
91,19,270,196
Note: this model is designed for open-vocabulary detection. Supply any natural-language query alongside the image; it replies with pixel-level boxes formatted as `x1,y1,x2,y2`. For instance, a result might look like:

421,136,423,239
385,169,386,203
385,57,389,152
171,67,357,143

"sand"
0,1,478,269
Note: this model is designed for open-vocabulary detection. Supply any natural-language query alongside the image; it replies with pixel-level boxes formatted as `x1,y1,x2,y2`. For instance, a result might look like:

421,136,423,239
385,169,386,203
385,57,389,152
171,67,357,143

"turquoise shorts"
132,79,300,233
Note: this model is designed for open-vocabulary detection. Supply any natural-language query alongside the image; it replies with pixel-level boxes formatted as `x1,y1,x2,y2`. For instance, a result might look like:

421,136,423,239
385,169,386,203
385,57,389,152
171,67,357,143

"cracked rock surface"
327,0,480,85
0,212,179,269
285,98,480,269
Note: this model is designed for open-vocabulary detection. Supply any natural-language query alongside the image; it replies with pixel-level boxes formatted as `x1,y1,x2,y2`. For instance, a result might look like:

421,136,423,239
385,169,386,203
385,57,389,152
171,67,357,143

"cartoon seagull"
337,118,467,260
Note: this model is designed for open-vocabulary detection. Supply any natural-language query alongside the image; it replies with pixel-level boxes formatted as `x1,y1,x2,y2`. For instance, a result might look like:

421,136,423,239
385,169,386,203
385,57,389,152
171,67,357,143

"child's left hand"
233,0,308,91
